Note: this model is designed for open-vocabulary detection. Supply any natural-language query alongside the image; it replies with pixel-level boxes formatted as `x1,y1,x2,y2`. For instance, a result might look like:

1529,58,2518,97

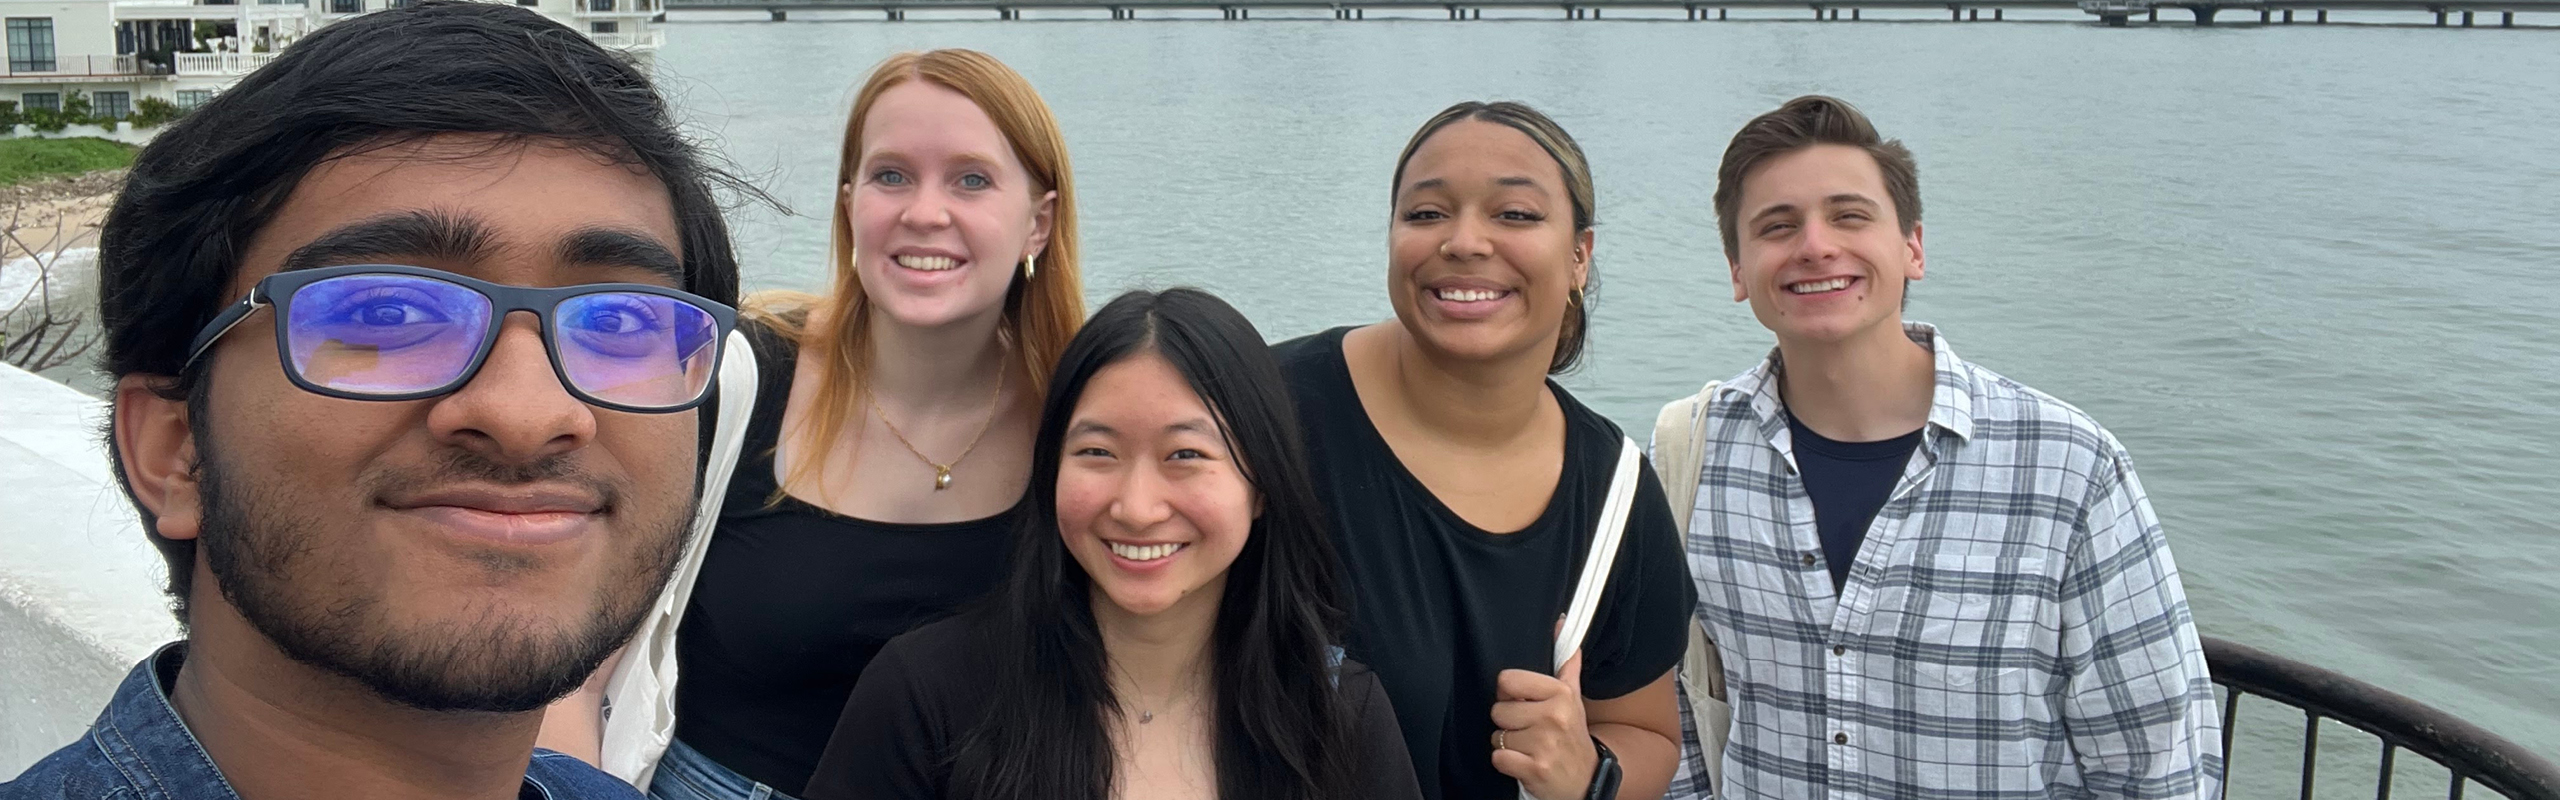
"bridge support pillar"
1718,7,1726,17
1356,8,1363,17
2461,9,2473,24
2101,11,2126,23
2148,7,2157,19
2502,10,2513,24
2281,8,2291,21
2316,8,2325,20
2433,8,2445,24
1968,7,1978,19
1949,5,1960,19
1852,7,1860,18
2257,7,2267,21
2191,5,2216,24
1992,7,2000,18
767,8,784,20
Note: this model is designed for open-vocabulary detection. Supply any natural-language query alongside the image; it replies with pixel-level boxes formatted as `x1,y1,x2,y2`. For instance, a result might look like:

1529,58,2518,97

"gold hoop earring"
1023,252,1037,280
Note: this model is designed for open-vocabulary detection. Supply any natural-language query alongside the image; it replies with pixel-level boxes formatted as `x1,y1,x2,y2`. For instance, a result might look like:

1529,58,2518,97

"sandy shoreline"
1,169,121,260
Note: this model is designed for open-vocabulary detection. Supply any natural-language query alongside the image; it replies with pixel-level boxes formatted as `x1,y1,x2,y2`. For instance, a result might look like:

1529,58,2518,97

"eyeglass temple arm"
182,288,270,370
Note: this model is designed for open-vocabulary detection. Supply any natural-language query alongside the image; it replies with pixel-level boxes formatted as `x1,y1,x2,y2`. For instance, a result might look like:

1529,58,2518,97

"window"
590,20,618,33
331,0,360,12
21,92,57,111
588,0,614,11
7,19,56,73
175,89,211,109
517,0,539,6
94,91,129,119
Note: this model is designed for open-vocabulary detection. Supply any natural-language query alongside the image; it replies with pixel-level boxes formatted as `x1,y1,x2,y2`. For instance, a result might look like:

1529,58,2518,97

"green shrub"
24,107,67,134
131,96,182,128
0,100,19,130
59,90,93,126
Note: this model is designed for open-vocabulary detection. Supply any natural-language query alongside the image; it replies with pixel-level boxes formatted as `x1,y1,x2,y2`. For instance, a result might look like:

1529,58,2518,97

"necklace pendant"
933,465,953,491
1139,711,1153,724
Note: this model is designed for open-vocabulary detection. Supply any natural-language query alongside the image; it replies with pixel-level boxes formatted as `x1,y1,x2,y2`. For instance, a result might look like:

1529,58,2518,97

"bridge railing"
2208,636,2560,800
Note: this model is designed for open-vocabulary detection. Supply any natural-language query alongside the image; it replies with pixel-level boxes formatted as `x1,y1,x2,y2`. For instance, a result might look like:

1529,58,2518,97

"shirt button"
1801,553,1818,567
1833,645,1847,656
1834,733,1850,745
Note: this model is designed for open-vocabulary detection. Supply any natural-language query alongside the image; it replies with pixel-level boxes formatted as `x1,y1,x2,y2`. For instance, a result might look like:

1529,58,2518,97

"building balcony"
113,0,314,20
575,0,664,16
0,55,168,82
586,27,665,48
172,51,276,75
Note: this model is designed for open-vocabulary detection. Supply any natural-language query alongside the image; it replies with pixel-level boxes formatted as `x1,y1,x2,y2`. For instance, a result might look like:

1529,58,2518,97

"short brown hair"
1713,95,1920,262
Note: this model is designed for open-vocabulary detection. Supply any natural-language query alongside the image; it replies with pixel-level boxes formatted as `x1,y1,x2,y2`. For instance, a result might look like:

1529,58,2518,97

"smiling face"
1728,143,1926,347
1388,120,1592,367
1054,350,1257,619
844,79,1056,332
127,137,700,711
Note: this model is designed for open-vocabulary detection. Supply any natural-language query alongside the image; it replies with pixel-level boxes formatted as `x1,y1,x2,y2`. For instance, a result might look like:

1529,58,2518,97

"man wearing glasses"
1,3,745,798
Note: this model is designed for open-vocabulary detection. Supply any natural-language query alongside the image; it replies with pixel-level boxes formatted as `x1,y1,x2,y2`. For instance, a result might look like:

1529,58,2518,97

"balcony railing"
2208,636,2560,800
0,55,163,78
172,52,277,75
586,27,666,48
578,0,664,14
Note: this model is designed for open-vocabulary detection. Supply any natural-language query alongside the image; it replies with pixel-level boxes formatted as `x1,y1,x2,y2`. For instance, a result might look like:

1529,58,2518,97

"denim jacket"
0,643,642,800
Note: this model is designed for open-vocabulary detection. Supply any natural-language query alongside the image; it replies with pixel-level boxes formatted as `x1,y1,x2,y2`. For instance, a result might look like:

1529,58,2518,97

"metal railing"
2208,636,2560,800
0,55,161,78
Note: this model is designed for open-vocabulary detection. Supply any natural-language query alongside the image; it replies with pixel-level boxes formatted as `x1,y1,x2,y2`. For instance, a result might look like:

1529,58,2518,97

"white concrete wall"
0,0,118,64
0,361,178,780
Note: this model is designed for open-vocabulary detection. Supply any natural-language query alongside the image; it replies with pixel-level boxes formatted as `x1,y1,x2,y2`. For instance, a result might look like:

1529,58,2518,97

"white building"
0,0,662,121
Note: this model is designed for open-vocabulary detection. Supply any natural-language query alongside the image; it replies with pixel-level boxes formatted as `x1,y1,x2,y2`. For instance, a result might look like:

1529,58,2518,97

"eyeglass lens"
281,273,718,409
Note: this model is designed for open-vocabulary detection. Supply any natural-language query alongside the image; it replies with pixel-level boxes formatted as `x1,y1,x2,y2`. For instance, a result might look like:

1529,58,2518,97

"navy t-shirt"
1785,412,1922,592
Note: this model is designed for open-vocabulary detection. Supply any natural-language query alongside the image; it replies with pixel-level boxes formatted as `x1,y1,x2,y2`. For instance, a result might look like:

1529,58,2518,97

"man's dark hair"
97,0,752,622
1713,95,1922,263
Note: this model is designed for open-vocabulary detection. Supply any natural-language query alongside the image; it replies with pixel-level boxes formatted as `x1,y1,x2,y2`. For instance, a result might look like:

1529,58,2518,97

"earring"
1023,252,1037,280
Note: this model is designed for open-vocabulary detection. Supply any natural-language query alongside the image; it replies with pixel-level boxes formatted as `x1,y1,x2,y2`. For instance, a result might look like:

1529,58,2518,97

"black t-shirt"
672,321,1023,795
1785,411,1922,593
1269,327,1696,800
800,613,1426,800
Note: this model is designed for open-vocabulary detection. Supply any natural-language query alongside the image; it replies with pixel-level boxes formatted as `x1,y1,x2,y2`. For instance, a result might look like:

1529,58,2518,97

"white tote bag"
599,330,760,789
1524,435,1645,800
1652,382,1730,799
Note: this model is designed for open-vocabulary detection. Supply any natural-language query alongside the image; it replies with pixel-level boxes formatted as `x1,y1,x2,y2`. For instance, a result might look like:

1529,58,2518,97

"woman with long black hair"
803,288,1423,800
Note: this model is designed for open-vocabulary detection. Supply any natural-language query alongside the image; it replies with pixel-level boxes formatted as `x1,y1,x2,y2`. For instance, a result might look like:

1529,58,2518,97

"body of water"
655,14,2560,773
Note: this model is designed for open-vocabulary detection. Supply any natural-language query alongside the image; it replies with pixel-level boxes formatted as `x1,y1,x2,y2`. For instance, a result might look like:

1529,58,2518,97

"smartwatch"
1585,734,1622,800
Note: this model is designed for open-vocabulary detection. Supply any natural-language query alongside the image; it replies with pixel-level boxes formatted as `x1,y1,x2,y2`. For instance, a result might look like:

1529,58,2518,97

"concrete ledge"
0,362,177,778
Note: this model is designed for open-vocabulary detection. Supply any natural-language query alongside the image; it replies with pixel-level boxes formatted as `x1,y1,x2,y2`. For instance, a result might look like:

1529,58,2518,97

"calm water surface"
652,16,2560,776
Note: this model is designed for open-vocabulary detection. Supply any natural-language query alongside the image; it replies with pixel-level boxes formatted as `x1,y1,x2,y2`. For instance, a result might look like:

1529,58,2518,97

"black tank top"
672,321,1022,795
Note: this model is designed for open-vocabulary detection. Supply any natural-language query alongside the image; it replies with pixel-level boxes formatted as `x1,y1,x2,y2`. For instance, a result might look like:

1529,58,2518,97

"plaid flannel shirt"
1664,323,2222,800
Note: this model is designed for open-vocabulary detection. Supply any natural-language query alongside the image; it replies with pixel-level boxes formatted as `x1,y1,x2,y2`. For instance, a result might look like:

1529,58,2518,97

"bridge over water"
666,0,2560,25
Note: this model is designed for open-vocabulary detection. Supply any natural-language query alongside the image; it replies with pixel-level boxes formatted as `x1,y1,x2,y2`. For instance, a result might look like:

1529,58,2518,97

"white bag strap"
1554,434,1645,672
1653,382,1730,798
1523,436,1644,800
601,329,759,787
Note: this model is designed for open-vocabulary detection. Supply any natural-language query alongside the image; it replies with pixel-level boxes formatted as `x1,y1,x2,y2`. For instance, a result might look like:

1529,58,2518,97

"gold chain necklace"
867,365,1006,491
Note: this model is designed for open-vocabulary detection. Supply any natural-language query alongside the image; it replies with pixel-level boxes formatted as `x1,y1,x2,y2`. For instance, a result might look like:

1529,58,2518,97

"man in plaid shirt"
1664,96,2222,799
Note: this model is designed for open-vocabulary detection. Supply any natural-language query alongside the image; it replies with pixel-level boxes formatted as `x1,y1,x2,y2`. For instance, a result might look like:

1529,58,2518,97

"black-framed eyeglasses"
184,264,737,414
